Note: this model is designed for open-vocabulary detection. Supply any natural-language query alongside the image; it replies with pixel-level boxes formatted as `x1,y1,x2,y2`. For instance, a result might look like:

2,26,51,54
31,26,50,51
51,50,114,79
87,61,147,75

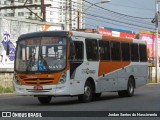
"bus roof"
18,31,70,41
17,30,146,45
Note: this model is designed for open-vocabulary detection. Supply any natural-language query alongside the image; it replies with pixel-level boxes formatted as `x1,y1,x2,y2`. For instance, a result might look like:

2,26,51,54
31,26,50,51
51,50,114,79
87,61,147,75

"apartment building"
0,0,84,30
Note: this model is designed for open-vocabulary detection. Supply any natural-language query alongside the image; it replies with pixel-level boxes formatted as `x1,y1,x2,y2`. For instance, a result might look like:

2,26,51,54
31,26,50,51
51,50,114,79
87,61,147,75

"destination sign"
26,38,60,45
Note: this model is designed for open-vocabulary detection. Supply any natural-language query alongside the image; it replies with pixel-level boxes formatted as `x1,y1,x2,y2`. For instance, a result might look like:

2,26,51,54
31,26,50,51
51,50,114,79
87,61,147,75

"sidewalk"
147,82,160,85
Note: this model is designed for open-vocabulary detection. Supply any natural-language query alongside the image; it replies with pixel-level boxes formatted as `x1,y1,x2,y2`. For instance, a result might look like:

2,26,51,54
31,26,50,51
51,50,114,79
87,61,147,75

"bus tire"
38,96,52,104
118,78,134,97
78,81,92,103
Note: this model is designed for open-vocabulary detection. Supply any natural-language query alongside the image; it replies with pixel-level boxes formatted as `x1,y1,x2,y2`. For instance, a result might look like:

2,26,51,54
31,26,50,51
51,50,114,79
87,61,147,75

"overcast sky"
85,0,156,33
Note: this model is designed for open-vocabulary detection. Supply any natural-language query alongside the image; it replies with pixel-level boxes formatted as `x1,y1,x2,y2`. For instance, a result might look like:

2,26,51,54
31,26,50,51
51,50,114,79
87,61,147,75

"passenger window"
85,39,99,61
139,44,147,62
131,43,139,62
121,42,130,61
99,40,110,61
110,41,121,61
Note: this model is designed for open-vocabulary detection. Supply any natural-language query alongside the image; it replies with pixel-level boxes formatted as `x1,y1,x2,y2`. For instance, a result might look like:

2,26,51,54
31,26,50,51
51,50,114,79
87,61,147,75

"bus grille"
22,78,54,85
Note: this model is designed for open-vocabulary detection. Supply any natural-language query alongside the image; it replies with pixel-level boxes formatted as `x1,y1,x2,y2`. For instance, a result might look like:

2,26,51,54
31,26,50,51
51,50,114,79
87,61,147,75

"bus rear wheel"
78,81,92,103
38,96,52,104
118,78,135,97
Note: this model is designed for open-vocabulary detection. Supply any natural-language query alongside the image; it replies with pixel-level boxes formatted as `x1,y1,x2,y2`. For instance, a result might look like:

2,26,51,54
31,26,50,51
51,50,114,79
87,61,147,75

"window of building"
18,12,24,16
139,44,147,62
99,40,110,61
30,12,33,16
85,39,99,61
121,42,130,61
7,13,14,17
50,11,53,15
4,1,7,5
131,43,139,62
110,41,121,61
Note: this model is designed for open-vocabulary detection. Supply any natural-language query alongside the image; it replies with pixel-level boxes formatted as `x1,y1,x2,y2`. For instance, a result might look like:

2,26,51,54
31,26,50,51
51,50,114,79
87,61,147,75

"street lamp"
81,0,111,29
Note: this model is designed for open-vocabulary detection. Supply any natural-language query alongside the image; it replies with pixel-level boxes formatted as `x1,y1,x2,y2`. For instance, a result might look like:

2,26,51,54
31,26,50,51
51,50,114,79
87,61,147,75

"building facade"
0,0,84,30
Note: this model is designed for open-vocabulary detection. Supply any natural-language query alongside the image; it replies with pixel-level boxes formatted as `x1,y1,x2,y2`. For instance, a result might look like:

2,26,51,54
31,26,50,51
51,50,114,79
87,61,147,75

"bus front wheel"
78,81,93,103
38,96,52,104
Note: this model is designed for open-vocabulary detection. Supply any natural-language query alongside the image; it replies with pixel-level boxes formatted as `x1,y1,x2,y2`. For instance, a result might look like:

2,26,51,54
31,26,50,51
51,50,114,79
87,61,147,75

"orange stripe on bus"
102,35,133,43
98,61,131,76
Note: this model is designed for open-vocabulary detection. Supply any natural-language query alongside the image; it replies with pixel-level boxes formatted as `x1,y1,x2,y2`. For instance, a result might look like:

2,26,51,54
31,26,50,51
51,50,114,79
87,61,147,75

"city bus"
13,31,148,104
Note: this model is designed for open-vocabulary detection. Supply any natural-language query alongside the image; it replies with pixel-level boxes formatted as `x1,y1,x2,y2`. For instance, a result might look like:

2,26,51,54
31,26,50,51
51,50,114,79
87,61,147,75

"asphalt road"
0,84,160,120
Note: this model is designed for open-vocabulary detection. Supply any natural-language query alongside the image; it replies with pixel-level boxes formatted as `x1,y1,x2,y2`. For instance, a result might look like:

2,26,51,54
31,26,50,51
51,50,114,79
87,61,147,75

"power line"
46,6,155,31
0,0,155,32
86,9,154,27
84,0,153,19
85,16,155,31
68,6,155,30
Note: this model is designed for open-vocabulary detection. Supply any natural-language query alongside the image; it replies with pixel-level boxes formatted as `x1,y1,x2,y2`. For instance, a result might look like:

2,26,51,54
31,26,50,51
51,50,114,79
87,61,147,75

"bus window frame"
15,36,69,74
85,38,99,61
98,40,111,61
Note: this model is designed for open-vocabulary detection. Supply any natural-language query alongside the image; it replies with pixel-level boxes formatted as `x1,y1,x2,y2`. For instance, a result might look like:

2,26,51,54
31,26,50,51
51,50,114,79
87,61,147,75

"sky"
85,0,156,33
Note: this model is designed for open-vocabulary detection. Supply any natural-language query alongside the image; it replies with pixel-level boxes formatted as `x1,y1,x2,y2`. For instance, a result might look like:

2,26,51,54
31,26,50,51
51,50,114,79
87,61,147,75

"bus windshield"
15,37,67,72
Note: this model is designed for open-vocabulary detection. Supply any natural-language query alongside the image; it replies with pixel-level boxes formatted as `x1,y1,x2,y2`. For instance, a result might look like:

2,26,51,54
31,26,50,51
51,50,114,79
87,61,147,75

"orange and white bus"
13,31,148,104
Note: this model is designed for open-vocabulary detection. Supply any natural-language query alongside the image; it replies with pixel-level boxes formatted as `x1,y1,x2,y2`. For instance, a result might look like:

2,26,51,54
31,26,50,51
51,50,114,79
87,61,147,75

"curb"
147,83,160,85
0,93,15,95
0,83,160,95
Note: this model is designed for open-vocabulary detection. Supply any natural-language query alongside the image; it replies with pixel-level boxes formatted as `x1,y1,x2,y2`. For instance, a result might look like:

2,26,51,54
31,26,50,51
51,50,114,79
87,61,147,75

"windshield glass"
15,37,67,72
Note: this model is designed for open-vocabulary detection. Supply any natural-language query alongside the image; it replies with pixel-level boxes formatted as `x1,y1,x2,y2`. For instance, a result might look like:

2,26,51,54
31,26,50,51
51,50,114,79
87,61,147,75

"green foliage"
0,86,14,93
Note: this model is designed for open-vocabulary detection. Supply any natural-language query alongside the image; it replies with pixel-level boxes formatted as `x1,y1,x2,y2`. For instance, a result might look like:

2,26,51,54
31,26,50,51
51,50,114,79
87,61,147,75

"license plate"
33,86,43,90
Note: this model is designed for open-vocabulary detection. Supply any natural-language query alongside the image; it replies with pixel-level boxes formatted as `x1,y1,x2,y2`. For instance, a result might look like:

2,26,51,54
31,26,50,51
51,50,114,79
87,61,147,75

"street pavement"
0,83,160,120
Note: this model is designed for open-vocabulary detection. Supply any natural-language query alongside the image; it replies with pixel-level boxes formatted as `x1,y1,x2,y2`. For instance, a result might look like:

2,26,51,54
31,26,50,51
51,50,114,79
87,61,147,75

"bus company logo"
2,112,11,117
82,68,96,74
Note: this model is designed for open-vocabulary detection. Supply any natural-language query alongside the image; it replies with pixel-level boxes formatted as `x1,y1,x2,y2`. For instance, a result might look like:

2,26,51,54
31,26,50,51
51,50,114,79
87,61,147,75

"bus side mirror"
6,43,10,55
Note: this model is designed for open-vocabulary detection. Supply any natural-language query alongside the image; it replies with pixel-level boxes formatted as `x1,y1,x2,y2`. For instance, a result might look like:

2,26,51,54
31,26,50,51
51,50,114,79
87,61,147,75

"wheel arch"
85,77,96,93
129,75,136,88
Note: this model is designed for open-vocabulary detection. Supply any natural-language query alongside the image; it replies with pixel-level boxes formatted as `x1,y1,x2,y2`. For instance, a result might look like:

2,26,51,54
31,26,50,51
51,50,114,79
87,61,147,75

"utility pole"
77,11,80,31
69,0,72,31
155,0,159,82
65,0,69,30
41,0,46,21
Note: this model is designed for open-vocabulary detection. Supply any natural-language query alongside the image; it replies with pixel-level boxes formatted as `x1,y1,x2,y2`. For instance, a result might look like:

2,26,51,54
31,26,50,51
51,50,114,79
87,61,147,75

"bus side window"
85,39,99,61
121,42,130,61
110,41,121,61
99,40,110,61
139,44,147,62
131,43,139,62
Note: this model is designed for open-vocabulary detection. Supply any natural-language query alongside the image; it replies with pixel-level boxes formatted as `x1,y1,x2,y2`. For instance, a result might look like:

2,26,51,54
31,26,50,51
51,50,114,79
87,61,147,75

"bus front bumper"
14,83,71,96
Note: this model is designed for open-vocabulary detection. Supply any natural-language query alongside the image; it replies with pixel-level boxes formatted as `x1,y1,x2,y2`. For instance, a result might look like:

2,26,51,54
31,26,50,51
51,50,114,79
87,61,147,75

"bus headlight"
58,73,66,84
13,74,20,85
